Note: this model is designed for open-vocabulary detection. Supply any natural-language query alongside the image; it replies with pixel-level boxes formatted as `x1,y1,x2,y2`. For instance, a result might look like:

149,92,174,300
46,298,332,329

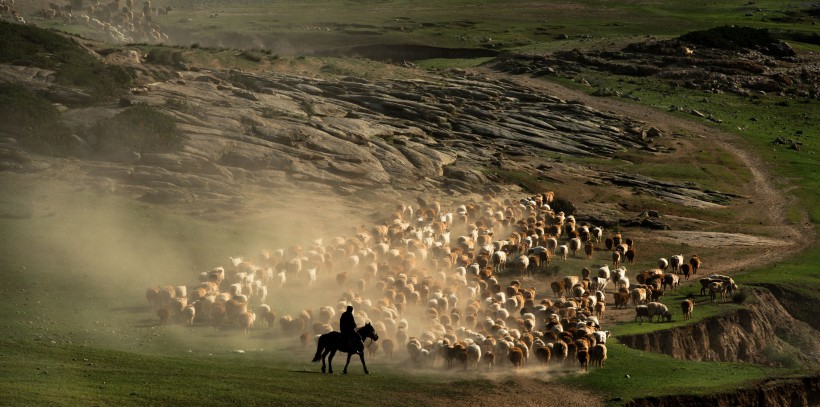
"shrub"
91,104,184,154
0,84,72,155
240,50,264,63
763,346,801,369
732,288,749,304
679,26,795,58
0,21,133,99
146,47,186,66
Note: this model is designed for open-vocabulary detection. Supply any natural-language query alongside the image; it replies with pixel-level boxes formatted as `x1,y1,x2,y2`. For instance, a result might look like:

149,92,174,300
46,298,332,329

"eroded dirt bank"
625,375,820,407
618,289,820,366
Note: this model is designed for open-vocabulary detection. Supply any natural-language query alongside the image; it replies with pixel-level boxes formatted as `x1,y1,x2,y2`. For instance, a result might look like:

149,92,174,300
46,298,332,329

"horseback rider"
340,305,360,350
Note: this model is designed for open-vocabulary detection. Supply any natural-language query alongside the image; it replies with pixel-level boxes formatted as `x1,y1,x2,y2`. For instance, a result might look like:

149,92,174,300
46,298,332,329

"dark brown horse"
312,323,378,374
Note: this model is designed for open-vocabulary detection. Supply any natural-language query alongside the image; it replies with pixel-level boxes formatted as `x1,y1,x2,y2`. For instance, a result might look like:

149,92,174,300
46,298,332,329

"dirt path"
479,68,815,275
473,68,817,333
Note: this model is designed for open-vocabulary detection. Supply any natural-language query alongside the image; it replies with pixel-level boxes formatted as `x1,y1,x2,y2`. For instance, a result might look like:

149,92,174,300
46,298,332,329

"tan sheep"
238,311,256,336
590,344,607,368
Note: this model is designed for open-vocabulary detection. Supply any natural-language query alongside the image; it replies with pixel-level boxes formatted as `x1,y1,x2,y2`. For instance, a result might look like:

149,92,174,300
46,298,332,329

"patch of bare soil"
650,231,790,248
419,376,605,407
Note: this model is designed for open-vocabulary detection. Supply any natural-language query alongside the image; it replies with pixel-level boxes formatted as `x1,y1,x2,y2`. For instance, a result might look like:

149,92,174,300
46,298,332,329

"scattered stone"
646,127,663,138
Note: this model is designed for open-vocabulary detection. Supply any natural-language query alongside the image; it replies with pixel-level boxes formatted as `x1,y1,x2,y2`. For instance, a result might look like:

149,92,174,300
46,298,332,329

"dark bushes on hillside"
679,26,795,58
145,48,186,66
0,84,73,155
91,104,184,154
0,21,133,99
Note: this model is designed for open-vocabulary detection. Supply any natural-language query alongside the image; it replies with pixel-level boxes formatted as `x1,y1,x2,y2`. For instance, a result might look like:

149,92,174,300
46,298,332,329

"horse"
312,322,379,374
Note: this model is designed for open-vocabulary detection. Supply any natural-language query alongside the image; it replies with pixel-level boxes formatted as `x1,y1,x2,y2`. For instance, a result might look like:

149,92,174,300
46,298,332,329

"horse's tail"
311,335,324,362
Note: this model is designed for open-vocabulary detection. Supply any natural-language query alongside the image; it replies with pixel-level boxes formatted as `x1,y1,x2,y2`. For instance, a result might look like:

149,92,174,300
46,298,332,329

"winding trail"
480,68,816,275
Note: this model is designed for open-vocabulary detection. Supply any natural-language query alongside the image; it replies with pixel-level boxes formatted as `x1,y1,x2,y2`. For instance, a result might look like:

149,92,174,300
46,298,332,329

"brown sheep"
590,344,607,368
509,347,524,368
605,237,614,251
577,348,590,372
681,298,694,321
550,280,565,297
630,287,648,305
535,346,551,367
625,247,636,264
690,255,701,274
552,340,568,366
238,311,256,336
614,291,630,309
594,301,606,319
680,263,692,280
649,288,664,302
483,351,495,370
612,251,621,268
584,241,594,259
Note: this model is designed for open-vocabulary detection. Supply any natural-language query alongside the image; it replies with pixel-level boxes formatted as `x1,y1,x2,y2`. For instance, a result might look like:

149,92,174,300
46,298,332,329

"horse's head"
359,322,379,342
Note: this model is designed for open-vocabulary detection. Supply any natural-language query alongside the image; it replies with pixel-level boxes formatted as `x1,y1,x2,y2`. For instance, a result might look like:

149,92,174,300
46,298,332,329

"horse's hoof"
365,371,370,375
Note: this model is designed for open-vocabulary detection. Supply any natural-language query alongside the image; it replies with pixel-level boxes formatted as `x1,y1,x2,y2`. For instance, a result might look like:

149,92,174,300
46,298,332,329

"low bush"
145,47,186,66
732,288,749,304
0,21,133,99
0,84,72,155
91,104,184,154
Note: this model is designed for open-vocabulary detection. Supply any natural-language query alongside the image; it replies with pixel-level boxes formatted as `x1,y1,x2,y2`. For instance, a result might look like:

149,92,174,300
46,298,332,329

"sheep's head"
663,312,672,322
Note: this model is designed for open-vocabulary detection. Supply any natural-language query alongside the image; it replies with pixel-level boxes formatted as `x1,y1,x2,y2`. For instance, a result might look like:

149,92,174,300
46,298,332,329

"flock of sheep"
19,0,171,44
145,191,728,373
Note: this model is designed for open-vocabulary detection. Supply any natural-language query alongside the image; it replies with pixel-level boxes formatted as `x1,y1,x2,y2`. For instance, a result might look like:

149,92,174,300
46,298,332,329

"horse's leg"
321,349,328,373
359,351,369,375
343,351,353,374
328,350,336,374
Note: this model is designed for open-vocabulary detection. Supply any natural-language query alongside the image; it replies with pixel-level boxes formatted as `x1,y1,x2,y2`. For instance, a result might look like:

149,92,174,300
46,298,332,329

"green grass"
558,340,793,404
416,57,495,69
0,337,493,406
77,0,811,57
608,286,744,337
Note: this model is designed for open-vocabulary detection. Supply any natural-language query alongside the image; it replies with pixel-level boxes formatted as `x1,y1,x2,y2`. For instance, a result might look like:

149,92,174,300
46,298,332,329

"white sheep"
646,302,672,322
555,245,569,260
670,255,684,273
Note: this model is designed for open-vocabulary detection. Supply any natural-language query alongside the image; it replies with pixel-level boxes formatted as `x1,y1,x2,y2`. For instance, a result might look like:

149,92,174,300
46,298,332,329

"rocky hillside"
0,22,742,221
